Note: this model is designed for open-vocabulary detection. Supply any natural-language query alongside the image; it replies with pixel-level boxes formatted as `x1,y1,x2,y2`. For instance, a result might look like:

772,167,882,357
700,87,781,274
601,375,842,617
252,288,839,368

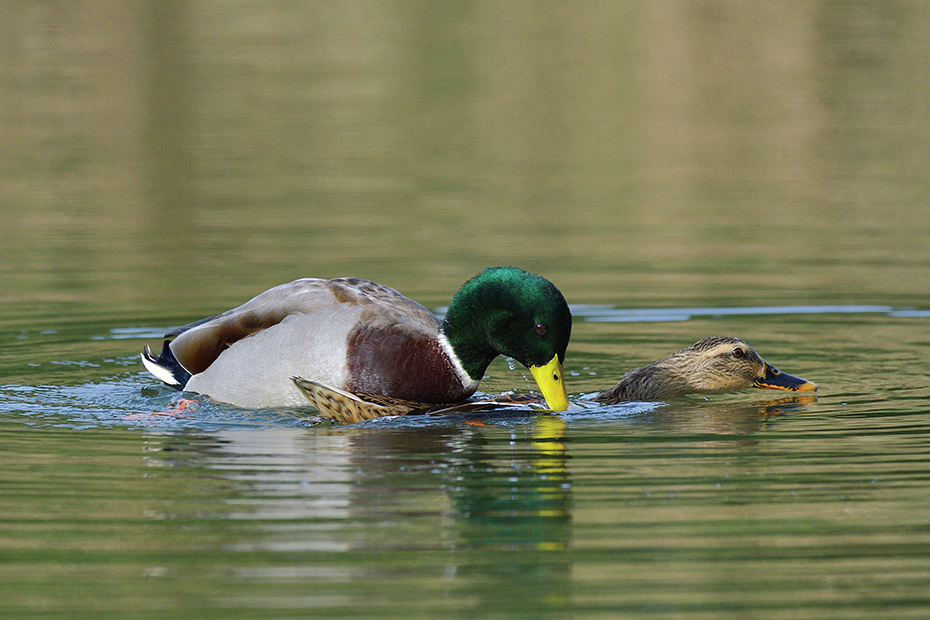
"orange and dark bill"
753,362,818,392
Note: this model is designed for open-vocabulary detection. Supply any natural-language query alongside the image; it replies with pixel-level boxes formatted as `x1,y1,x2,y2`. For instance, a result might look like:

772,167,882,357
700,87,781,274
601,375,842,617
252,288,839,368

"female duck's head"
595,335,817,404
677,336,818,394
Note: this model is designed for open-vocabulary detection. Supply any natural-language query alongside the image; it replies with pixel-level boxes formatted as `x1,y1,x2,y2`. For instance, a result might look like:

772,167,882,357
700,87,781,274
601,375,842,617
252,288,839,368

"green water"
3,1,930,618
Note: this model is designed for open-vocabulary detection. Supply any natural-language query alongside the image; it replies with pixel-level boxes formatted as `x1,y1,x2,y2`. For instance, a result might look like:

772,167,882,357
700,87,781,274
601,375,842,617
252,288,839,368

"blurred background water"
1,1,929,618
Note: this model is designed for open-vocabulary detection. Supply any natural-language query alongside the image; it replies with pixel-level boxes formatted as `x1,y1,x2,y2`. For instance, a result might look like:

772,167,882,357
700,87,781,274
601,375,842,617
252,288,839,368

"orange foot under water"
124,397,200,422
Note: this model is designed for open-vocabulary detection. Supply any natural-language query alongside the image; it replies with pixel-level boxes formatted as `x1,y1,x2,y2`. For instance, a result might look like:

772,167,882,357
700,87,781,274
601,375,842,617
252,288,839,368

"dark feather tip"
141,341,191,389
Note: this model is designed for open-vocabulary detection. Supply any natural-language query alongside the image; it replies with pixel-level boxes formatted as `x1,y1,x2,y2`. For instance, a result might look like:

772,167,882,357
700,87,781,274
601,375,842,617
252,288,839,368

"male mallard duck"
593,336,817,404
141,267,572,411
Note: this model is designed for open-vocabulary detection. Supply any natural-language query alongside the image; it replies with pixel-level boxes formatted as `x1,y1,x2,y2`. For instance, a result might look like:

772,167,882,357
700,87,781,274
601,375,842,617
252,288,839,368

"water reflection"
445,416,572,616
139,397,818,615
636,394,819,436
138,397,825,615
142,415,574,615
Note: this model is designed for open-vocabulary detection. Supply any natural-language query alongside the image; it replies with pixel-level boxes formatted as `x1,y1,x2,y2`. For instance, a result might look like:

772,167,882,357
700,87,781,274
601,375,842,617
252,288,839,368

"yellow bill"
529,354,570,411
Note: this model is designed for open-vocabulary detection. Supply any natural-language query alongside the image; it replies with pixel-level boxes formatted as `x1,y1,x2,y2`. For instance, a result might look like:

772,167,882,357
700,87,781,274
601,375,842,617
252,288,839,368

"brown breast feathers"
344,321,474,404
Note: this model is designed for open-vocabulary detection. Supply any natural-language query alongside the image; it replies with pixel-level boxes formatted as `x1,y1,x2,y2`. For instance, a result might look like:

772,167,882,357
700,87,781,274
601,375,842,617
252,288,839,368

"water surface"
2,1,930,619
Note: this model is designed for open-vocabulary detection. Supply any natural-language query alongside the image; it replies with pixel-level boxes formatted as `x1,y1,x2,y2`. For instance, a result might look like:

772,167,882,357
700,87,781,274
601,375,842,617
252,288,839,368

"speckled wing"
294,377,548,425
292,377,419,424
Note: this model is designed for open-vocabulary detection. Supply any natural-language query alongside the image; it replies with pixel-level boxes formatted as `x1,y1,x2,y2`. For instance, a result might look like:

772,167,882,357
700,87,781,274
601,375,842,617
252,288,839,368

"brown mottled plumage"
292,378,426,424
593,336,817,404
293,377,541,424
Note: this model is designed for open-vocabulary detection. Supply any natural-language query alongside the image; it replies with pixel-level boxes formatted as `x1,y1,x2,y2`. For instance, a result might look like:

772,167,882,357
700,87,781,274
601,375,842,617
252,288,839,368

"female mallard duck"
593,336,816,404
290,378,540,424
294,336,816,424
142,267,572,411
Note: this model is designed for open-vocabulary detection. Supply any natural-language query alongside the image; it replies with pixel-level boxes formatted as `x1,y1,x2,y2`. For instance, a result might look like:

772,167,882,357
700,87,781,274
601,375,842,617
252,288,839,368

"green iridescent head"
442,267,572,410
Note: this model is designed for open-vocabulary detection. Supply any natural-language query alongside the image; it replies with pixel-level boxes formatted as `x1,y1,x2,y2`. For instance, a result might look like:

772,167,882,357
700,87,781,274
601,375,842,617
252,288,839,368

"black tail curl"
141,341,192,389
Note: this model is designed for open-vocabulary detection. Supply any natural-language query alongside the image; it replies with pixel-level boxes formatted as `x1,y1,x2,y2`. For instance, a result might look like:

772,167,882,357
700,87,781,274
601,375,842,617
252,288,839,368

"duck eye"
731,348,744,359
534,322,547,336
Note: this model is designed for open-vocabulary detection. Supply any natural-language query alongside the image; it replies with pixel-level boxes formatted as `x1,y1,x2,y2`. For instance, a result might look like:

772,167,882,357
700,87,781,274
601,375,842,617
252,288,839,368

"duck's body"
142,268,572,411
292,378,541,424
593,336,817,404
295,336,817,423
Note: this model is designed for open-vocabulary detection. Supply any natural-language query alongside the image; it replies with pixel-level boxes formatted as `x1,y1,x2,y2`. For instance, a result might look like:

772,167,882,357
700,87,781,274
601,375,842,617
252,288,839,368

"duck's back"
168,278,468,408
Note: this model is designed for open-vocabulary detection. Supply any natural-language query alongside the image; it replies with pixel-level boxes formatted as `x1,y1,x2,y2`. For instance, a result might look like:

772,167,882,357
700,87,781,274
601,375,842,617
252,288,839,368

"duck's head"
442,267,572,410
666,336,818,395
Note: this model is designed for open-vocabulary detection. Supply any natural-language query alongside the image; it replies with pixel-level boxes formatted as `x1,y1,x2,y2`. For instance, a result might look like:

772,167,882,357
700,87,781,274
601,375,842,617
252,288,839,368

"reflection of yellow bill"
529,354,569,411
533,415,567,451
533,415,569,543
533,415,567,480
